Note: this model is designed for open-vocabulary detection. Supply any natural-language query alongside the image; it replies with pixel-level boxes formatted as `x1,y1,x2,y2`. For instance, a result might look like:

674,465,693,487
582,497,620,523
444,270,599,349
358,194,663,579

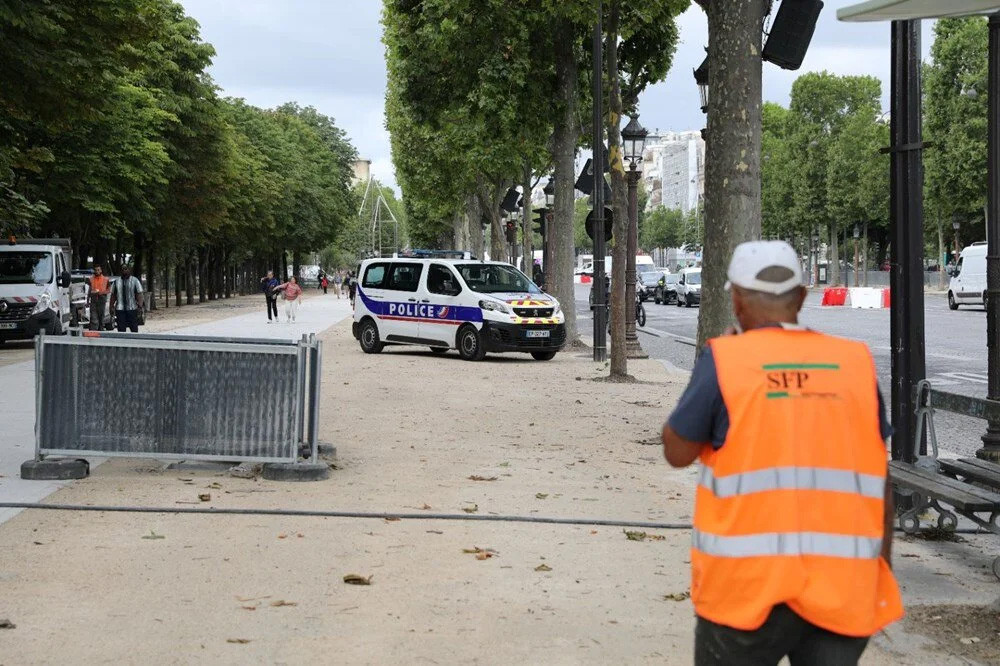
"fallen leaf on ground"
462,504,479,514
590,530,598,535
141,531,165,540
499,462,510,467
960,637,981,645
468,475,497,481
226,638,251,644
270,600,298,607
198,493,211,502
277,533,288,539
535,493,549,499
624,530,665,542
177,478,193,482
240,605,257,611
463,546,498,560
207,482,222,489
343,574,372,585
664,591,691,602
0,619,14,629
426,530,443,534
535,564,553,572
296,533,304,538
420,503,432,510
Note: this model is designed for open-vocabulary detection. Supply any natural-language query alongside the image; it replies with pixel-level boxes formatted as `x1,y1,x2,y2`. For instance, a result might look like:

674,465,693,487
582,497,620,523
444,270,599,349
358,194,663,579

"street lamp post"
693,53,709,114
622,115,649,359
812,232,820,286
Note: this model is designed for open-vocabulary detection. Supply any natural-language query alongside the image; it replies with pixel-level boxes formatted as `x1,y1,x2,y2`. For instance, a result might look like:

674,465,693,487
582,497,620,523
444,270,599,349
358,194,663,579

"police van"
352,252,566,361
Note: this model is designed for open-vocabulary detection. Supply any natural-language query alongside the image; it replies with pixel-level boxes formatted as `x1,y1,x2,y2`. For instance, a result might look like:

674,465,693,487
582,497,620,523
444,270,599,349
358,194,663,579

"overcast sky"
178,1,933,192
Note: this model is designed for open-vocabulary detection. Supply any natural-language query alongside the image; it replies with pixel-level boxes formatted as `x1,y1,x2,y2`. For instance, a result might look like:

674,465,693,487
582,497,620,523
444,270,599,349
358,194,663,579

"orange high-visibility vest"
693,327,903,637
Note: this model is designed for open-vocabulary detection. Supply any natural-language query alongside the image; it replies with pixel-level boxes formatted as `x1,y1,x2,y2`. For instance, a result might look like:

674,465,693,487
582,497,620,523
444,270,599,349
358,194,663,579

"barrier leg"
21,458,89,480
262,462,330,482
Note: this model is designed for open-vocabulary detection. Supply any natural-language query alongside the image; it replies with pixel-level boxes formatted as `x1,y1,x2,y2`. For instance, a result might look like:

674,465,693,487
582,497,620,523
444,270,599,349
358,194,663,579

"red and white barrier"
822,286,891,309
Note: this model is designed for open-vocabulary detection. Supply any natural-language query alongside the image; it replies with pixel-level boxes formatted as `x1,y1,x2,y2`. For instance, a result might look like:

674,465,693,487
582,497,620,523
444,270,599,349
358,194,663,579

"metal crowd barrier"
33,329,323,465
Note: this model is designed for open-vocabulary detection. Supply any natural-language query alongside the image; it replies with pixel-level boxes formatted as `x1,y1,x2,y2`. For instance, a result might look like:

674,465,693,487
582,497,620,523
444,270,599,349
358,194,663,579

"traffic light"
533,208,547,238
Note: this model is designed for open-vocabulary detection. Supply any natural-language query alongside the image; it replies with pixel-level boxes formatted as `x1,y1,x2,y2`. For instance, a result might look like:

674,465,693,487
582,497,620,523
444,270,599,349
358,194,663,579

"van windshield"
0,252,52,284
456,263,541,294
686,272,701,285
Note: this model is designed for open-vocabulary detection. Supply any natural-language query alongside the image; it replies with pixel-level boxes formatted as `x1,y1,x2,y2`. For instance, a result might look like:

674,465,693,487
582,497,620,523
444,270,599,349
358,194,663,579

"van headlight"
32,294,53,314
552,301,562,315
479,299,510,314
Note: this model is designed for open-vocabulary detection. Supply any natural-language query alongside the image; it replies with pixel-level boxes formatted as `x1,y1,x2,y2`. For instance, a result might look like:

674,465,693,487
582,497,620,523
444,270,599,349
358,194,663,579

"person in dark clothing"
347,271,357,305
109,265,144,333
261,270,279,323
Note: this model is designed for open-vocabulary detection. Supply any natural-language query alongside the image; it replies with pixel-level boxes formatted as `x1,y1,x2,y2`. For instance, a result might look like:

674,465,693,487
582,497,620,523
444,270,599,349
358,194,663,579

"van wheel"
430,347,448,355
676,295,683,307
457,325,486,361
358,318,384,354
531,351,556,361
948,292,959,310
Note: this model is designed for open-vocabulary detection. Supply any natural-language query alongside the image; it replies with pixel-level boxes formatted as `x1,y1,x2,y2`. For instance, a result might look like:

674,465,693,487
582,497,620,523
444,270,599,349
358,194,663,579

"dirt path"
0,322,997,663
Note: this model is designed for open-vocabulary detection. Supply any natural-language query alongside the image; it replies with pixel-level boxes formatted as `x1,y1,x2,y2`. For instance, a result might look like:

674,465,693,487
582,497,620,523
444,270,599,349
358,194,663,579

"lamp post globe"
543,178,555,207
621,115,649,167
693,53,709,114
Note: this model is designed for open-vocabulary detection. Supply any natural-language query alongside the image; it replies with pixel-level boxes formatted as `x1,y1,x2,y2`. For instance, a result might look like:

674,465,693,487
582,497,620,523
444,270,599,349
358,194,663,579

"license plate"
0,323,17,330
525,330,550,339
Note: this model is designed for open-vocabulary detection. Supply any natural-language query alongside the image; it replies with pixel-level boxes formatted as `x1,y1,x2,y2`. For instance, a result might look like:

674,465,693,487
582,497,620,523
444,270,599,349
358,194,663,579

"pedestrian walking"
274,275,303,322
332,271,343,299
321,274,329,294
88,264,110,331
347,271,357,305
261,270,279,323
109,265,144,333
661,240,901,666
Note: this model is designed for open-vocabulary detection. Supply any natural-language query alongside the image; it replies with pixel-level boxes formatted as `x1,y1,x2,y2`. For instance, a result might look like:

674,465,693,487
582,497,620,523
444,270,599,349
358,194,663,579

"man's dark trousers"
266,295,278,321
695,604,869,666
89,294,107,331
116,309,139,333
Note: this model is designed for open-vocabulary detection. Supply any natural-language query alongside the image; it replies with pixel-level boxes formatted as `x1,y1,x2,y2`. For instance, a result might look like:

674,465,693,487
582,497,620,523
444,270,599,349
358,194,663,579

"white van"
0,238,82,341
949,242,987,310
675,267,702,307
352,256,565,361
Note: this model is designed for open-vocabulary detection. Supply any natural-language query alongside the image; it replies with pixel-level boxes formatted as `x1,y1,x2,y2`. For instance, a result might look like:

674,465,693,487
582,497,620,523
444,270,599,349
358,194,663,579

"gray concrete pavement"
0,294,353,525
576,285,991,457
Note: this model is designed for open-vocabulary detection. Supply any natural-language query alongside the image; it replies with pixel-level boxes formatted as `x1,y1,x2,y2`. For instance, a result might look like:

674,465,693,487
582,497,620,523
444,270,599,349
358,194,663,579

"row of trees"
1,0,357,307
758,17,992,289
382,0,688,375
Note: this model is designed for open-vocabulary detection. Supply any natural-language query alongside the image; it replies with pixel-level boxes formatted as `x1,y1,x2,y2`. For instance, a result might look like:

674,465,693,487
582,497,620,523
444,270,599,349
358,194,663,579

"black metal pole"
979,12,1000,461
592,1,607,362
543,209,552,289
889,20,926,464
625,165,646,358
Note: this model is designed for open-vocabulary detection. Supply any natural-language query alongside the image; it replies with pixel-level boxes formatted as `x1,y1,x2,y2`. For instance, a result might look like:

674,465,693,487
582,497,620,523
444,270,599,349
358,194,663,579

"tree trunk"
147,242,157,311
175,263,182,307
830,225,841,286
551,19,581,344
466,194,484,259
937,215,946,290
197,248,207,303
452,211,466,251
696,0,767,349
293,251,301,283
863,220,869,287
185,254,195,305
281,252,288,283
606,1,628,378
476,177,509,262
521,160,533,276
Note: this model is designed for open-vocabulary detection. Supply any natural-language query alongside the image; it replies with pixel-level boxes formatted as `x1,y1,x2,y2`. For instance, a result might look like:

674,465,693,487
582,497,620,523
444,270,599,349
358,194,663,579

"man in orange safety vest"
662,240,902,665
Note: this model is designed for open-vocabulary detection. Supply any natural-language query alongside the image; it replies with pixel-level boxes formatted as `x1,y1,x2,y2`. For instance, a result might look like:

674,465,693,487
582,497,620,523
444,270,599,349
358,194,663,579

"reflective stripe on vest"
692,529,882,559
699,465,884,499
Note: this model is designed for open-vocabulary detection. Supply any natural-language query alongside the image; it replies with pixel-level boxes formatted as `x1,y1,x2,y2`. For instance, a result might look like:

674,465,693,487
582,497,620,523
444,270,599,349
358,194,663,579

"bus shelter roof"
838,0,1000,22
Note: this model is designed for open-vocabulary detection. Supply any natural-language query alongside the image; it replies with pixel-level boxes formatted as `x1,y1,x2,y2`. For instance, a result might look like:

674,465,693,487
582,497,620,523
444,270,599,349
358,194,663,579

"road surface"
575,285,989,458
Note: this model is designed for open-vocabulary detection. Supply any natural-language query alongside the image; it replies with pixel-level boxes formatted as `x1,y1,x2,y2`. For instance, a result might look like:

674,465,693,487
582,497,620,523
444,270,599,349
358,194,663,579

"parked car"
654,273,679,305
948,242,988,310
675,267,702,308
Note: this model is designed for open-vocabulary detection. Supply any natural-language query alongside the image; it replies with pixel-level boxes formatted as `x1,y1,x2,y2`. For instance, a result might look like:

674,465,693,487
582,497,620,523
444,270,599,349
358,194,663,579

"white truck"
0,238,84,342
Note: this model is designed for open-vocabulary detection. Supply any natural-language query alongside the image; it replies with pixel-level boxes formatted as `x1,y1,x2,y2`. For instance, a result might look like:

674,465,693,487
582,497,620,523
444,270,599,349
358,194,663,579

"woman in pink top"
275,276,303,322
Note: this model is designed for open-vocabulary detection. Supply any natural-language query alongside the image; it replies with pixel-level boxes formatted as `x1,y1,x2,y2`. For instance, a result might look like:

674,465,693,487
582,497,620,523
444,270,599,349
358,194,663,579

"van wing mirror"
58,271,71,288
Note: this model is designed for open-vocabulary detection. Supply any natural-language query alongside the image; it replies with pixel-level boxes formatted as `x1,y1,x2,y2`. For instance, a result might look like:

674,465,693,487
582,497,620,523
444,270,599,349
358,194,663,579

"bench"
891,381,1000,578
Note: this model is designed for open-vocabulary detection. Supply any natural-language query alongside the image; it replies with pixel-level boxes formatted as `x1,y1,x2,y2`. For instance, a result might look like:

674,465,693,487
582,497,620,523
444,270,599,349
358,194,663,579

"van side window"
363,263,389,288
428,264,461,296
387,263,423,293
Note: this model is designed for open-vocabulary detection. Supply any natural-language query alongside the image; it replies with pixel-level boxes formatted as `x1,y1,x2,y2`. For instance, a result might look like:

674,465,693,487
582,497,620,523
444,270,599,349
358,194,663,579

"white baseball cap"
725,240,803,295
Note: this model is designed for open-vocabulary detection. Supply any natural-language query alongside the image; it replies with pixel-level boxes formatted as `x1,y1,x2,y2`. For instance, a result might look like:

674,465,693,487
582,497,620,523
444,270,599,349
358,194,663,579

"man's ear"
795,285,808,312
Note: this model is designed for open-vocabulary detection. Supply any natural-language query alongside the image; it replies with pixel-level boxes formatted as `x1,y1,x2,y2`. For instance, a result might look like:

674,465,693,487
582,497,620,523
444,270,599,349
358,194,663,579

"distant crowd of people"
259,268,357,323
